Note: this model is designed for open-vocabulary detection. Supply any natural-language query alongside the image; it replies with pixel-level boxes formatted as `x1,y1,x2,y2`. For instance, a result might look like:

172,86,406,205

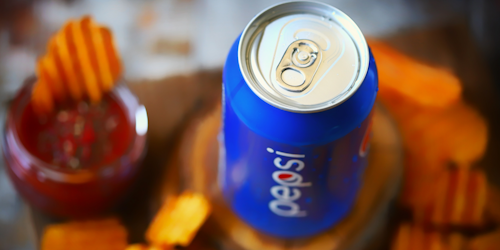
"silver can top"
239,1,369,113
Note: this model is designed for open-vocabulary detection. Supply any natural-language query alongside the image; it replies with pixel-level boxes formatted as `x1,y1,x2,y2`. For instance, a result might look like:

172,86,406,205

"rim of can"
238,1,370,113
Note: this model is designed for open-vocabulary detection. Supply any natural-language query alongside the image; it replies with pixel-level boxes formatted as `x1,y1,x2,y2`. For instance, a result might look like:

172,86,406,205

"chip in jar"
32,16,122,113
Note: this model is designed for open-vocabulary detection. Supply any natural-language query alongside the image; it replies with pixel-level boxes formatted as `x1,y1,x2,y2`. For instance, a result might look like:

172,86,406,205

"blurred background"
0,0,499,249
1,0,499,97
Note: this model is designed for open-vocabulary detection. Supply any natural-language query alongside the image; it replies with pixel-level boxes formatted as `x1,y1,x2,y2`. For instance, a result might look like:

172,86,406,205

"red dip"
2,82,146,218
19,96,131,170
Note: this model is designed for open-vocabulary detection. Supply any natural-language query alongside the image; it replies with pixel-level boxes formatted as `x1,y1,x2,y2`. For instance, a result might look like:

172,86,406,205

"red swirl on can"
359,119,373,157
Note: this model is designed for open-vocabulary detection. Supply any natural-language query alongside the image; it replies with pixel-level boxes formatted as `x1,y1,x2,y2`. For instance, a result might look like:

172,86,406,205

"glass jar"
2,79,148,218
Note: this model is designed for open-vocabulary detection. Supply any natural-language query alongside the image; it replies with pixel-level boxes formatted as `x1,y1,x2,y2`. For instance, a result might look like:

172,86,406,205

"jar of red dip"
2,79,147,218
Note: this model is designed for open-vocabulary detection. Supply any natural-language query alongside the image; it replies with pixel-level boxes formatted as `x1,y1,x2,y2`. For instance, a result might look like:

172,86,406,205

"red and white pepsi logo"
267,148,310,217
359,120,373,157
272,171,311,187
278,173,293,180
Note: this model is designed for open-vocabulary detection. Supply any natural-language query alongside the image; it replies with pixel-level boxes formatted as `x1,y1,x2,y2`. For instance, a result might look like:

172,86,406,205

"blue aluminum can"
220,1,378,238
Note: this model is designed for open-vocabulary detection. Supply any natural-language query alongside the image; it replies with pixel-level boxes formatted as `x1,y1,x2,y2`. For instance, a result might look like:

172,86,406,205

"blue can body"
221,35,378,238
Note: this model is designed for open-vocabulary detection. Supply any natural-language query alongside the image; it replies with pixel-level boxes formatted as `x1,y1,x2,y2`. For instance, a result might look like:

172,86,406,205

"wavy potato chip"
126,244,168,250
413,169,487,227
37,54,67,102
485,185,500,224
468,230,500,250
380,93,443,137
371,39,490,250
405,102,488,167
41,218,127,250
369,39,462,108
393,99,487,208
437,103,488,165
31,80,55,114
146,191,211,248
400,153,448,206
32,16,122,113
392,224,465,250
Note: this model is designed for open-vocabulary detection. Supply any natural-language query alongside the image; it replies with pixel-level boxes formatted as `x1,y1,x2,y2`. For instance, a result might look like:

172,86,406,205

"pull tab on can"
276,40,322,92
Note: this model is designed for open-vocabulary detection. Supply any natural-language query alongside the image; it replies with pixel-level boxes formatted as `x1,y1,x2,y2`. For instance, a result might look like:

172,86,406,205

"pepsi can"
220,1,378,238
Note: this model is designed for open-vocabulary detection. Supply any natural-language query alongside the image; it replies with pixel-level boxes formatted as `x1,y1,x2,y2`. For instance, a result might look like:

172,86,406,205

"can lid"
239,1,369,113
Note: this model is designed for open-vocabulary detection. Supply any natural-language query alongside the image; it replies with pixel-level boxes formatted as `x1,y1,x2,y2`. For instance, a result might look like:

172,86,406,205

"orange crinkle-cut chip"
126,244,169,250
404,102,488,167
392,223,466,250
370,41,489,211
370,40,487,166
369,39,462,108
40,217,128,250
146,191,211,248
31,80,55,114
399,153,447,208
485,185,500,224
413,169,488,227
32,16,122,113
468,229,500,250
398,101,488,207
371,40,493,250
